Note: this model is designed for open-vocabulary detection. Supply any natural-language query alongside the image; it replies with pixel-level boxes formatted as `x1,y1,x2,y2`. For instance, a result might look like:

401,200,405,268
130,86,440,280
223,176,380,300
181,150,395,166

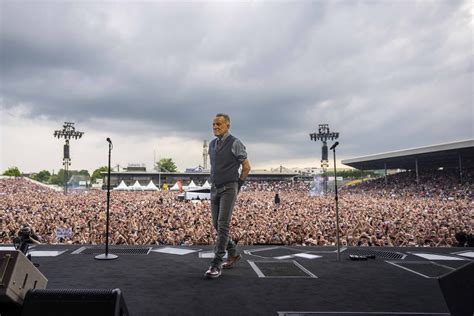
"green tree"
2,167,21,177
91,166,108,183
32,170,51,183
154,158,178,172
48,169,71,186
78,169,90,177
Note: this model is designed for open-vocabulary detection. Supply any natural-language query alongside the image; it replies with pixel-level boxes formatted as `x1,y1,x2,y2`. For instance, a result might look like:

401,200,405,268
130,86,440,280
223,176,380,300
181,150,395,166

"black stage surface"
3,245,473,315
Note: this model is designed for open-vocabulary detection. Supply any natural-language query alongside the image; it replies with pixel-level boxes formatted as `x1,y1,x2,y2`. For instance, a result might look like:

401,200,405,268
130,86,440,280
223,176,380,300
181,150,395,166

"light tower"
54,122,84,194
203,140,208,170
309,124,339,194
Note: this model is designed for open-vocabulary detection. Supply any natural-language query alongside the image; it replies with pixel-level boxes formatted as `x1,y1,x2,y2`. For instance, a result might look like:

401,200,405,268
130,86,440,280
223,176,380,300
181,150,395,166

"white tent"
130,180,144,191
183,180,200,191
144,180,159,191
202,181,211,189
170,182,180,191
114,180,129,191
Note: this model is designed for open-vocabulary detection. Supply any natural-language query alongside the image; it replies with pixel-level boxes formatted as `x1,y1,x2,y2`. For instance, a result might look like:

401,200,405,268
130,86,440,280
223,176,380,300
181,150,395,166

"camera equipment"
13,225,40,267
13,225,33,255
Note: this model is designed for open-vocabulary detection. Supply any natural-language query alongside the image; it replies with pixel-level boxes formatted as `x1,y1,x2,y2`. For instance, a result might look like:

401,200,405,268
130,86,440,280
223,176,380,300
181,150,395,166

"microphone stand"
331,142,341,262
95,139,118,260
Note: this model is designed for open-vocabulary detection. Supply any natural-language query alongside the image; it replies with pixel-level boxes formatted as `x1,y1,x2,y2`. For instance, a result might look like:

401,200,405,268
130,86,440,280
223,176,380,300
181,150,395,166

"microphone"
330,141,339,150
106,138,112,144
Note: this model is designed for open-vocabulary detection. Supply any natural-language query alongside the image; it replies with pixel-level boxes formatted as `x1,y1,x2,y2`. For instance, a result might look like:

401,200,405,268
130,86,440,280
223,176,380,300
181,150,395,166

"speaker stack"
438,261,474,316
0,250,48,315
21,288,129,316
1,250,129,316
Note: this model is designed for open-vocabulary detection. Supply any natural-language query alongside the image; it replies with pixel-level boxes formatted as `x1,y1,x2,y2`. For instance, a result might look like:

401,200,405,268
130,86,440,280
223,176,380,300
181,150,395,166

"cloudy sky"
1,0,472,174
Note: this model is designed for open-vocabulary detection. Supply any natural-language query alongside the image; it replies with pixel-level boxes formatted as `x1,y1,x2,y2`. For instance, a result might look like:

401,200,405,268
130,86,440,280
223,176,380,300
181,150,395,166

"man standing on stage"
205,113,251,279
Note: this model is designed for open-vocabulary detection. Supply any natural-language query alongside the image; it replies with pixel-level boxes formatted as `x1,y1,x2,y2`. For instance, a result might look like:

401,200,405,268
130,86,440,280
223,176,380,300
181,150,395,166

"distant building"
185,165,209,173
101,170,299,189
91,178,103,190
123,164,147,172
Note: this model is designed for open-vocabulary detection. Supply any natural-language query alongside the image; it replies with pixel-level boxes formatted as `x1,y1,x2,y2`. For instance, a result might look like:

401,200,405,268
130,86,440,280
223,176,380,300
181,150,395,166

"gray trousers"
210,182,238,267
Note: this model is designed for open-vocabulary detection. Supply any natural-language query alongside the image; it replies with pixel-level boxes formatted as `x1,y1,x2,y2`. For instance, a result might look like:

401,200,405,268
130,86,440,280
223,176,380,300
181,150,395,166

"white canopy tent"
188,180,198,189
170,182,180,191
130,180,144,191
144,180,159,191
114,180,129,191
202,181,211,189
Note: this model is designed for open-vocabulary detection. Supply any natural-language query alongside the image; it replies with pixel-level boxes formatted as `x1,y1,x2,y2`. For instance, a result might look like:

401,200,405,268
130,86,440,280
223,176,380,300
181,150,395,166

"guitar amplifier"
0,250,48,305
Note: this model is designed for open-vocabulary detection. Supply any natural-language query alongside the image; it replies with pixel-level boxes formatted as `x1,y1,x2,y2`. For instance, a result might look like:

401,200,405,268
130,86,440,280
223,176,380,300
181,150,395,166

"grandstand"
342,139,474,183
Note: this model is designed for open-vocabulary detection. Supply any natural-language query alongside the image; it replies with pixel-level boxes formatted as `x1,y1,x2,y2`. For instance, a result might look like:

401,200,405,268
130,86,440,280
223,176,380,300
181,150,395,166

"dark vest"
209,135,240,187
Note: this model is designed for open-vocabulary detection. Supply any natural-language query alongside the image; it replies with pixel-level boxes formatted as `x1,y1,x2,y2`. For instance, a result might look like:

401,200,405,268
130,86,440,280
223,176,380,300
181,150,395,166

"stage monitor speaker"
0,250,48,306
438,260,474,316
21,288,130,316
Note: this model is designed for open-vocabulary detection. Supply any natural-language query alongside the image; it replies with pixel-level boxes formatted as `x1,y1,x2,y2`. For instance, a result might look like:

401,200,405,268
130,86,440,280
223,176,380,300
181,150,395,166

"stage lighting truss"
309,124,339,142
54,122,84,140
54,122,84,194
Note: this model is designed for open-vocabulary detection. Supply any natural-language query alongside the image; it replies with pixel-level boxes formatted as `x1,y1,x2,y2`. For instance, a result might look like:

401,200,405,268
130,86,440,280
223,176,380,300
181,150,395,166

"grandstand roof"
341,139,474,170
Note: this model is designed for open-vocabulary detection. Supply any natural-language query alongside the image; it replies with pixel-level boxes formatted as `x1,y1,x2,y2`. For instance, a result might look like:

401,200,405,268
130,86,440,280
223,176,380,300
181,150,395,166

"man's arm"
238,159,251,191
30,234,41,244
240,159,251,180
232,137,250,189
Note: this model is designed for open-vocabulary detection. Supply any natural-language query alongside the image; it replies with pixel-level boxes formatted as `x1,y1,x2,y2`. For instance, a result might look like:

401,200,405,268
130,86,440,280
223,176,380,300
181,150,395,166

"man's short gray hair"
215,113,230,124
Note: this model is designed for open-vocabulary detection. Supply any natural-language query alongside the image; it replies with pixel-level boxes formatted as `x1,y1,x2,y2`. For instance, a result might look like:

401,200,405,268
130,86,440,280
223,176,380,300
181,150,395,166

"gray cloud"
1,0,472,170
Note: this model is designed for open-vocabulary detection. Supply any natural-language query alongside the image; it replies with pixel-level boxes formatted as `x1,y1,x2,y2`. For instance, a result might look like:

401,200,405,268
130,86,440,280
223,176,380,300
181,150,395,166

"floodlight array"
53,122,84,140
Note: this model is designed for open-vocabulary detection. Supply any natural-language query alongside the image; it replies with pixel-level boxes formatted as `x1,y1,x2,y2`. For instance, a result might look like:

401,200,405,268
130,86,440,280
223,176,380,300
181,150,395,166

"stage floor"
2,245,473,315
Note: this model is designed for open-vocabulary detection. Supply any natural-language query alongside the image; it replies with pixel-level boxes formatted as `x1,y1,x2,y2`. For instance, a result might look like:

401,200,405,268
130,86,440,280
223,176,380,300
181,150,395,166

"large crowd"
1,168,472,247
